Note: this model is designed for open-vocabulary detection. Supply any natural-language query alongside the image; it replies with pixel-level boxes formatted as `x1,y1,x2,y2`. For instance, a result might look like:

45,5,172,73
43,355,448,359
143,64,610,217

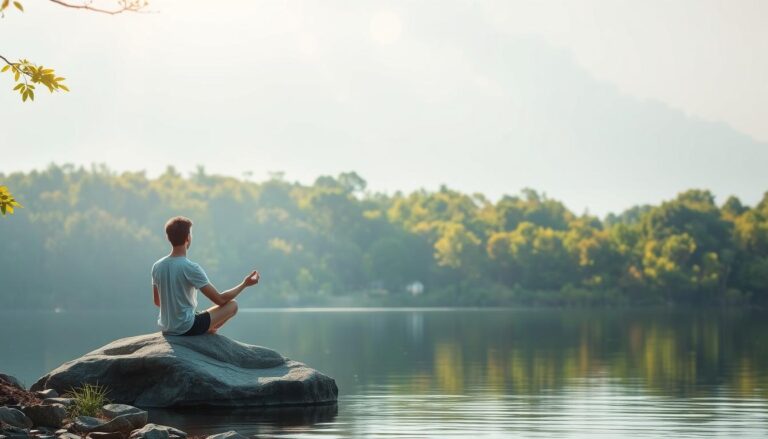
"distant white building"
406,281,424,296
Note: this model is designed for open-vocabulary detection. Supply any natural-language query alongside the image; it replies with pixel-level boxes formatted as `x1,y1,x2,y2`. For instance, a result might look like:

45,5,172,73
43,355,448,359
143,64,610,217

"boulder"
0,407,33,429
205,432,247,439
32,333,338,407
22,405,67,428
129,424,186,439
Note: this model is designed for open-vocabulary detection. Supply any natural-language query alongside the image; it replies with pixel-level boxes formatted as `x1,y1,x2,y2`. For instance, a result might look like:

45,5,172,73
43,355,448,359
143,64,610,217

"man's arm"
153,284,160,307
199,270,260,306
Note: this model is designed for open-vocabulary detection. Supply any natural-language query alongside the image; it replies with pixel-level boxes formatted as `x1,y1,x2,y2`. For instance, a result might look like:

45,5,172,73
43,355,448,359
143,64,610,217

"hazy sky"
1,0,767,215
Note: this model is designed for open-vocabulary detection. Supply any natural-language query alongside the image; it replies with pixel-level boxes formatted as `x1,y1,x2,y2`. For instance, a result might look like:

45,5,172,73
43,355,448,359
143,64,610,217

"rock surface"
0,375,24,392
32,333,338,408
34,390,59,400
205,432,247,439
21,404,67,428
0,407,33,429
129,424,186,439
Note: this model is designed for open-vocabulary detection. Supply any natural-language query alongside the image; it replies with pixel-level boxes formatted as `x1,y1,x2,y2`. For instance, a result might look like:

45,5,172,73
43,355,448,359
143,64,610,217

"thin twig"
47,0,146,15
0,54,12,66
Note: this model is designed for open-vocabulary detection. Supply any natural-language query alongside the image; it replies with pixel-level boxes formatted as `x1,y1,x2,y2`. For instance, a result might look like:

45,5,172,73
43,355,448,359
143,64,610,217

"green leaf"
13,1,22,11
13,83,23,91
1,0,8,10
1,65,9,73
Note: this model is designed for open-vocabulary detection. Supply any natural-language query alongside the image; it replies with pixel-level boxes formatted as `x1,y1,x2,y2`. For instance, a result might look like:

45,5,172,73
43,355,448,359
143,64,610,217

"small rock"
34,390,59,400
99,405,146,430
0,374,25,391
38,436,55,439
22,404,67,428
0,407,33,429
73,412,145,434
101,405,142,420
205,431,247,439
58,434,82,439
86,433,123,439
43,400,74,408
54,430,67,436
0,424,30,438
72,418,106,434
129,424,186,439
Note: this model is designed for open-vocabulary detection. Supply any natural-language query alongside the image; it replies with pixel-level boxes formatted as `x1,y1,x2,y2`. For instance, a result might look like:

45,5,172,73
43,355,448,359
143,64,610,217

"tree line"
1,164,767,309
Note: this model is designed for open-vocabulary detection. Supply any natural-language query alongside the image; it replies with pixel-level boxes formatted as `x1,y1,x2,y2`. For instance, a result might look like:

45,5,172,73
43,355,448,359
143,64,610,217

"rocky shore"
1,373,249,439
2,333,338,439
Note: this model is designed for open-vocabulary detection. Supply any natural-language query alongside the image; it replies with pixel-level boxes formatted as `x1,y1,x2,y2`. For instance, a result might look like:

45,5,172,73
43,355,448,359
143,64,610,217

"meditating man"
151,216,260,336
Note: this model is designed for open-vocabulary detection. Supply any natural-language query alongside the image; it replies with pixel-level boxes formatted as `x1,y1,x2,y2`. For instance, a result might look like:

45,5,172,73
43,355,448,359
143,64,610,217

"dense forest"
1,164,767,309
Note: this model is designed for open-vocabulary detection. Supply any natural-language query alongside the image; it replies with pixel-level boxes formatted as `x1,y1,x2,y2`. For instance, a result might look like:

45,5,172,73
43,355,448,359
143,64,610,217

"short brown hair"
165,216,193,246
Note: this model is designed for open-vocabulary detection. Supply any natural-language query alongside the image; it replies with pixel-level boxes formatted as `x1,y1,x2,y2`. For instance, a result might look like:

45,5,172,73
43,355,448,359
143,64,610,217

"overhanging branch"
47,0,148,15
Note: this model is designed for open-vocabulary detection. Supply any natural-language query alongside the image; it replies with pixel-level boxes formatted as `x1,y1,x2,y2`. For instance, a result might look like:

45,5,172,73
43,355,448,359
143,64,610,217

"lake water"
1,308,767,438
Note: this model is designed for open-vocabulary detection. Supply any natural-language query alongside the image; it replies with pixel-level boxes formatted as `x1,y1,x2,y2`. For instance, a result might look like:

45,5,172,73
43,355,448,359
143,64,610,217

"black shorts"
181,311,211,336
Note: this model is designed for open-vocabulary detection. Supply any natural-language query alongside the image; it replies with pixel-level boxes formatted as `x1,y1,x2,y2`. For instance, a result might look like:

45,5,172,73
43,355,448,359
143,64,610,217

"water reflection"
1,308,767,437
149,404,338,436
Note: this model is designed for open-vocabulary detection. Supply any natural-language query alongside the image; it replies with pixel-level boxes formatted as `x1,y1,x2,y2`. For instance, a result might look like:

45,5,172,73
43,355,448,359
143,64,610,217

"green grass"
64,383,110,418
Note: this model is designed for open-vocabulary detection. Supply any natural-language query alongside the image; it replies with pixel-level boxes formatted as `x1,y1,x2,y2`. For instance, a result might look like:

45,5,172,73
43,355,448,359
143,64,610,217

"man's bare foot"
208,327,218,334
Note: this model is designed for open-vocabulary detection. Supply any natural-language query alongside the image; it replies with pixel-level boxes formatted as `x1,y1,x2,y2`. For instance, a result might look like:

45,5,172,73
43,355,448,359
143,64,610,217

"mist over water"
2,308,766,438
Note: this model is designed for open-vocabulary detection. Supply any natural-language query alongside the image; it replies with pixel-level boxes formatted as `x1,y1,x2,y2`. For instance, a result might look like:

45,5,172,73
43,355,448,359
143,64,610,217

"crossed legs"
206,300,238,334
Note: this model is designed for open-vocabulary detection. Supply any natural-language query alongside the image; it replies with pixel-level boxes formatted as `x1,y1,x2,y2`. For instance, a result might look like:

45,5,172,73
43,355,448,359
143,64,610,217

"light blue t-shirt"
151,256,210,335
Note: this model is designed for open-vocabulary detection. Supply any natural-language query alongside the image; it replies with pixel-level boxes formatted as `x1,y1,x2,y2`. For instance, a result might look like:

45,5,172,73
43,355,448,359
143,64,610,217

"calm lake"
1,308,767,438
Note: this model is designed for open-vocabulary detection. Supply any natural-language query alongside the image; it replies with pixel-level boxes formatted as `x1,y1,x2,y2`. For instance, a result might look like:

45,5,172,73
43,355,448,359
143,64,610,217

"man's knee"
229,299,238,316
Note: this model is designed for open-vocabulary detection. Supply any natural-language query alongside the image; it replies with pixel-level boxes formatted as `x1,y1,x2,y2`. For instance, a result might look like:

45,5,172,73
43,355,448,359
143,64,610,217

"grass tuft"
64,383,110,418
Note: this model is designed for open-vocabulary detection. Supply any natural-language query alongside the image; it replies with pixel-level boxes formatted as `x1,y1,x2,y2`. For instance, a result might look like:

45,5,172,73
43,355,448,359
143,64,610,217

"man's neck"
169,246,187,257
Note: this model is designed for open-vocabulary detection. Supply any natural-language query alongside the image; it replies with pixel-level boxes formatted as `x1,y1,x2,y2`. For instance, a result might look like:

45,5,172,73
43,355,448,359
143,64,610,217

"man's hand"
243,270,260,287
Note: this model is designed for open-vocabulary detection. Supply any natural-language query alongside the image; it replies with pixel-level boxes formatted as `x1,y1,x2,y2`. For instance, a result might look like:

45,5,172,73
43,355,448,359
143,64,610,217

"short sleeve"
151,264,158,286
184,262,210,289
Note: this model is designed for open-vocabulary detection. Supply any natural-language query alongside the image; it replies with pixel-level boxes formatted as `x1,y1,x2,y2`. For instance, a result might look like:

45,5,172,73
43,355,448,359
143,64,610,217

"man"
151,216,260,336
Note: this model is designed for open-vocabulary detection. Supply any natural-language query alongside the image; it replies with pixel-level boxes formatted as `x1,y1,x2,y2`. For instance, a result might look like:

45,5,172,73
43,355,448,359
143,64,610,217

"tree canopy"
1,164,767,309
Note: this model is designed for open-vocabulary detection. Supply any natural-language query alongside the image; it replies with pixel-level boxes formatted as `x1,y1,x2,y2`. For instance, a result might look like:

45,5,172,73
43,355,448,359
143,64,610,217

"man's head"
165,216,193,249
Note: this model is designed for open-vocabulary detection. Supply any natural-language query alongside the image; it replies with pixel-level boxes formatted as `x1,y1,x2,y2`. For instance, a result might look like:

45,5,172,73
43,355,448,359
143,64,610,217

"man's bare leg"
206,300,238,334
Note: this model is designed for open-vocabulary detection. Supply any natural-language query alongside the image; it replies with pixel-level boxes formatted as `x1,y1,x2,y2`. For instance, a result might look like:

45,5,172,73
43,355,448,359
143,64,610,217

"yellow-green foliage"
0,185,22,216
1,59,69,102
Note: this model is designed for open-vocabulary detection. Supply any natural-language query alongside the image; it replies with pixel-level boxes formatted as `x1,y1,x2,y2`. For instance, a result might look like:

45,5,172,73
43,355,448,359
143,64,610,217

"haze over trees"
1,164,767,309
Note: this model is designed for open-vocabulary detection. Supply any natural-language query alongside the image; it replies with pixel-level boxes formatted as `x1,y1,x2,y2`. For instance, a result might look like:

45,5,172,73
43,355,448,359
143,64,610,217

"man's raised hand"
244,270,260,287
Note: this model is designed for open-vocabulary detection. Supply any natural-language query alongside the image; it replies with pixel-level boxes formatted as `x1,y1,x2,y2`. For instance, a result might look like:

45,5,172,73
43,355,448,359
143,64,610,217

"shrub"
65,383,110,418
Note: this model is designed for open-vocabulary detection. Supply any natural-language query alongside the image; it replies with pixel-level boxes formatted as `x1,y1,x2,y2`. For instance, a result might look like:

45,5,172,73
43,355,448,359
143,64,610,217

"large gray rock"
0,407,33,429
31,333,338,408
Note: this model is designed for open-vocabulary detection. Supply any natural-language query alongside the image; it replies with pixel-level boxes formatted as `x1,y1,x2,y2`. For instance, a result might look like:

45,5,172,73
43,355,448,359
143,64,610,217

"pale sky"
1,0,767,215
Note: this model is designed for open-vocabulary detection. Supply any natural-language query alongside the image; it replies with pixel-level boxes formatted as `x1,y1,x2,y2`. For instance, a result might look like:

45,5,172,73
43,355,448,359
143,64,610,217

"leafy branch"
1,56,69,101
0,186,22,216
